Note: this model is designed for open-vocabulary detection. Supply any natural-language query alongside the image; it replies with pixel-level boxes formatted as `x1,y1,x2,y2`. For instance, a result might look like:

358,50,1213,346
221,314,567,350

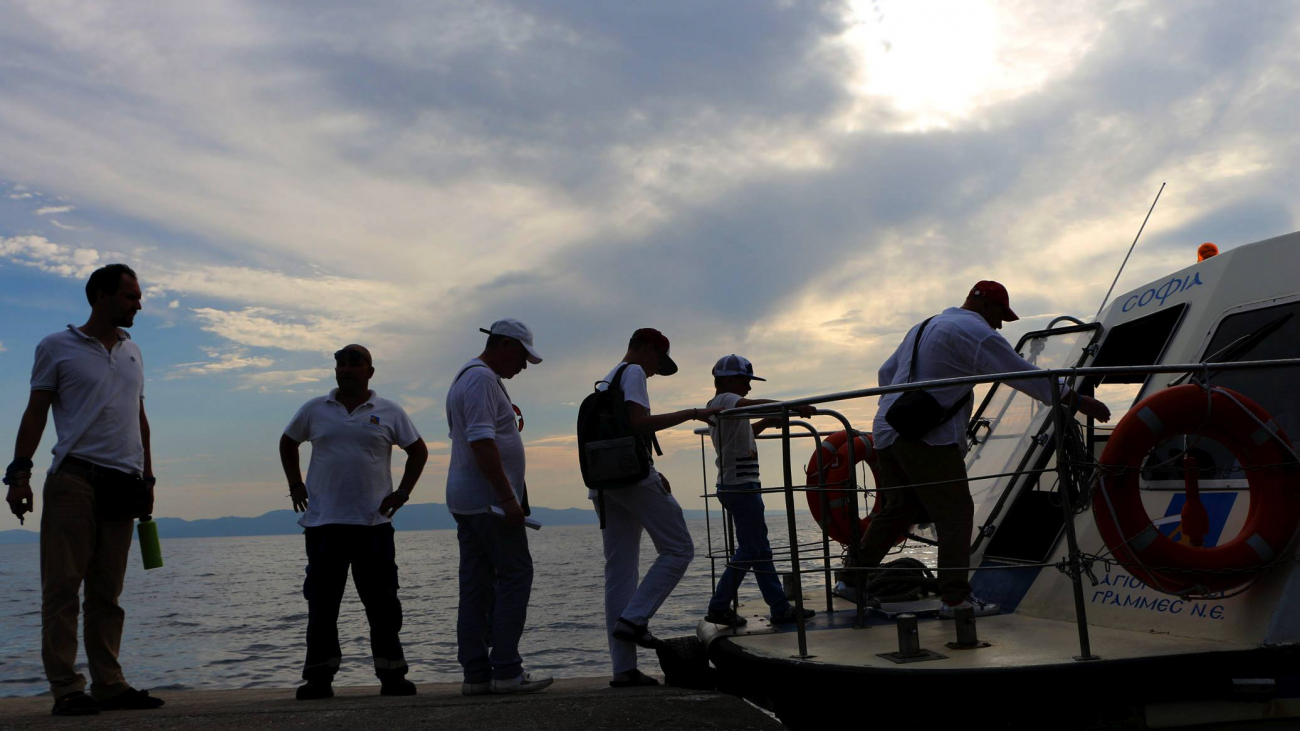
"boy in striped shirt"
703,355,815,627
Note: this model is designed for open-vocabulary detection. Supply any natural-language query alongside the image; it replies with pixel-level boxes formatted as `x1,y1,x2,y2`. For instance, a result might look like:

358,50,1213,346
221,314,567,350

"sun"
836,0,1105,132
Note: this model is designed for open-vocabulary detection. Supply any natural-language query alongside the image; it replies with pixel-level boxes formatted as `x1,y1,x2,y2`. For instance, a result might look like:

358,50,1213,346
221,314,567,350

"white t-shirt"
708,392,759,486
445,359,527,515
31,325,145,476
872,307,1066,451
284,389,421,528
589,362,660,497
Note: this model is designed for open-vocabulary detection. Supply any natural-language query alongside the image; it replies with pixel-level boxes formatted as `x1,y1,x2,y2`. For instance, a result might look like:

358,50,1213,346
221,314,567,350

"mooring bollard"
946,605,990,650
896,613,922,657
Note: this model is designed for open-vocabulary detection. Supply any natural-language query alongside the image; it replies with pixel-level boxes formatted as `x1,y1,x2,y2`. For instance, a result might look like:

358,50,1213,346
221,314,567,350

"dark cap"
969,280,1019,322
631,327,678,376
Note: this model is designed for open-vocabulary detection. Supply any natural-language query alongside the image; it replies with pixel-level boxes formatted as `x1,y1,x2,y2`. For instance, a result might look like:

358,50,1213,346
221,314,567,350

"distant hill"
0,502,722,543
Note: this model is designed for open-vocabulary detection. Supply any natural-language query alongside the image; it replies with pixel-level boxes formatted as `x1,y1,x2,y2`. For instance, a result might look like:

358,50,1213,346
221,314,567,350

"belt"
60,456,126,479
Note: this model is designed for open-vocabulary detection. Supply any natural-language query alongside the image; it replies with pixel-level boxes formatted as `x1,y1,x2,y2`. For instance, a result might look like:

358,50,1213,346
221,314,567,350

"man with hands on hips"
279,343,428,701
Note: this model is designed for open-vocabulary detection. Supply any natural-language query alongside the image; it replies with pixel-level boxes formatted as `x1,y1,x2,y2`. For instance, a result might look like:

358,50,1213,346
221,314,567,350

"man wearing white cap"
445,319,552,695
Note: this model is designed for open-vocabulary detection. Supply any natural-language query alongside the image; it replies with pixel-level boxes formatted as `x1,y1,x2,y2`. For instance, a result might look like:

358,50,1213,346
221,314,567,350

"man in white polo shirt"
5,263,164,717
279,344,428,701
445,319,552,695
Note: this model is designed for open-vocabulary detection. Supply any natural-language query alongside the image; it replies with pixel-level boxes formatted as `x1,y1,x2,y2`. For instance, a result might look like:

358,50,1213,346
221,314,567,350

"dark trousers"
857,441,974,604
302,523,406,682
454,512,534,683
707,482,790,615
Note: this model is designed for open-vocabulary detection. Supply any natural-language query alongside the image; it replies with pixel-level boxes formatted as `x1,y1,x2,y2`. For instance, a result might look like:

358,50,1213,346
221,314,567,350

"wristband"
3,458,34,485
144,477,157,487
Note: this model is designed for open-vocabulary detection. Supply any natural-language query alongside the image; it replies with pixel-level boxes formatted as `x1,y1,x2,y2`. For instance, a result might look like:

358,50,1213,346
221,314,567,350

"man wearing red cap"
857,281,1111,618
592,328,718,687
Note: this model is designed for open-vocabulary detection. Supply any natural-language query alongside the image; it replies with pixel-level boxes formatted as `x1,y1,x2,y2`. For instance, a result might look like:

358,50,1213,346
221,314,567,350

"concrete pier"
0,677,783,730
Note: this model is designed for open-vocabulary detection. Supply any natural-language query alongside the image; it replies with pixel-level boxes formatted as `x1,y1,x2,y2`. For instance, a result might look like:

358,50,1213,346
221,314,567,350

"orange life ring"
805,431,905,546
1094,384,1300,594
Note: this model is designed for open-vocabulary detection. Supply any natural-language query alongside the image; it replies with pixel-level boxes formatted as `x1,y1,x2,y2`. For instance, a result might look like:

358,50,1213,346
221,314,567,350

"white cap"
712,354,764,381
481,319,543,364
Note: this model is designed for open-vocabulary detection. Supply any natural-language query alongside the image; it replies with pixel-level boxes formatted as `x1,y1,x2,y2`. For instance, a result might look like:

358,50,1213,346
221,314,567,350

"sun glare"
839,0,1103,131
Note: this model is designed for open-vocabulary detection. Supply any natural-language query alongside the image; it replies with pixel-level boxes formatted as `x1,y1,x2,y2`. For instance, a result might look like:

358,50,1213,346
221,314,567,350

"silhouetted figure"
703,355,814,628
446,320,552,695
859,281,1111,618
4,264,165,716
279,344,428,700
594,328,717,688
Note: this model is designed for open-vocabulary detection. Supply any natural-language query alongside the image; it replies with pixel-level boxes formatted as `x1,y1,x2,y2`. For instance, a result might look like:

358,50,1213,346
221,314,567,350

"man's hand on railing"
1073,395,1111,423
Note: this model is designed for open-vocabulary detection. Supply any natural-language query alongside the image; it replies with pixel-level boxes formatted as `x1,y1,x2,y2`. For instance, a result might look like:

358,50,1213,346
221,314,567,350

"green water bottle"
137,515,164,570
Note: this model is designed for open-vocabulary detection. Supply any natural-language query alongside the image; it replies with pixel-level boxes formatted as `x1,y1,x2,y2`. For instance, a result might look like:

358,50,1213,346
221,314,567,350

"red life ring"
1094,384,1300,594
804,431,905,546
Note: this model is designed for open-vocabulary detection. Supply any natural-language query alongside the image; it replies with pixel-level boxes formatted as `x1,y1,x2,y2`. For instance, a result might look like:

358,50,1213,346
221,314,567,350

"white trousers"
594,477,694,674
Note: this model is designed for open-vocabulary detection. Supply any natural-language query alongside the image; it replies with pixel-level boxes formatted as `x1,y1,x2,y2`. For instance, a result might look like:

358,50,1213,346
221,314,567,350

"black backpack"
577,363,662,527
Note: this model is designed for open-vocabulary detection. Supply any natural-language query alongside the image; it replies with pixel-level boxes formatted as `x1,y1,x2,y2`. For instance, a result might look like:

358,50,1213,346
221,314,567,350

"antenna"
1094,182,1165,320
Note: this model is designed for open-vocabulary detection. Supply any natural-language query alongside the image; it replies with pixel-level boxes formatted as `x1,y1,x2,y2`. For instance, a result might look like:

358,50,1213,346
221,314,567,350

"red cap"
631,328,678,376
969,280,1019,322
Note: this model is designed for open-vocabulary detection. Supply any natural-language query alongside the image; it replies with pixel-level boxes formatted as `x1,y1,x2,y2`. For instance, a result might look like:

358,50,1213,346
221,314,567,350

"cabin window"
1084,305,1188,423
1143,300,1300,487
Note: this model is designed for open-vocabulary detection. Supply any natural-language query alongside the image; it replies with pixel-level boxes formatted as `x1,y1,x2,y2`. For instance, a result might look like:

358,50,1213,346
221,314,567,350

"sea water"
1,519,876,697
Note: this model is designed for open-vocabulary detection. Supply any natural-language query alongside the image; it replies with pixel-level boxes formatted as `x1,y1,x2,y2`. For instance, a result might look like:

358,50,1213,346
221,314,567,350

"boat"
693,232,1300,729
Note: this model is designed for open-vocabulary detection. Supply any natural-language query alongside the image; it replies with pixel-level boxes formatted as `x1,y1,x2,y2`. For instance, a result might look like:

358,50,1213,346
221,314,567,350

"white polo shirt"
445,359,526,515
284,389,421,528
31,325,146,476
872,307,1065,451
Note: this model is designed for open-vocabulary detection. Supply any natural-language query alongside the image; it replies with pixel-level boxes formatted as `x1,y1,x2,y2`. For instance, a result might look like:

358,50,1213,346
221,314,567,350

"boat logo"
1155,492,1237,548
1122,272,1204,313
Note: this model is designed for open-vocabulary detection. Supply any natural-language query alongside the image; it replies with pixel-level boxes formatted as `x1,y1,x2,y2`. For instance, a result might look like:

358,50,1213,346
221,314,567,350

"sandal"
610,669,661,688
96,687,164,711
51,691,99,717
611,618,661,649
703,608,748,627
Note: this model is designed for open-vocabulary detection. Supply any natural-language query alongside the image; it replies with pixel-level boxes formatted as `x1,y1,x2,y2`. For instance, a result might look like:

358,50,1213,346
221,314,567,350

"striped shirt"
708,392,760,485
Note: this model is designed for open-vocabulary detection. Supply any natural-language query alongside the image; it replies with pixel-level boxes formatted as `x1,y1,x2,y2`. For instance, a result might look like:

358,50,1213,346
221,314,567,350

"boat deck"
699,596,1254,671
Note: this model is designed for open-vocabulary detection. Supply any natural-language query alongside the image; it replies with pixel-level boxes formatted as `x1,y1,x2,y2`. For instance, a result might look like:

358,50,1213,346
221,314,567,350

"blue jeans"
707,483,790,615
454,512,534,682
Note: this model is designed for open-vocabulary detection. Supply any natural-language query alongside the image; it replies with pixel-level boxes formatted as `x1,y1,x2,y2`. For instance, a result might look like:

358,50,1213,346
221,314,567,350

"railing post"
781,405,811,658
701,433,717,592
1051,380,1099,661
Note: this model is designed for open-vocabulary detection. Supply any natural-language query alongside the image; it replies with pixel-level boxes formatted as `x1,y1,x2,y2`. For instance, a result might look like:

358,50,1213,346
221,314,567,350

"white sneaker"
461,681,491,696
490,671,554,694
939,594,1000,619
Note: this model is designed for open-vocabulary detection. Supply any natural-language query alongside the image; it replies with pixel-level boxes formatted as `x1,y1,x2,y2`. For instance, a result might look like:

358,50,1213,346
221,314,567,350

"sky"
2,0,1299,524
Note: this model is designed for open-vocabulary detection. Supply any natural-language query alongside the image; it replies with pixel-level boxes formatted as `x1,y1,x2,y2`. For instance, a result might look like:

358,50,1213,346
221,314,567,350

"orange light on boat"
1198,242,1219,261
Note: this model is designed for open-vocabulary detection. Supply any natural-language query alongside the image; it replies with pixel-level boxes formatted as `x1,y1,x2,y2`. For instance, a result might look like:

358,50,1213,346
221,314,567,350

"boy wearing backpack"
703,355,816,627
589,328,718,688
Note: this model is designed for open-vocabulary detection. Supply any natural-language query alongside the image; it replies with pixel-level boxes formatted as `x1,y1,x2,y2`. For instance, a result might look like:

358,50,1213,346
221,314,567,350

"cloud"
48,219,87,231
168,348,276,378
9,193,32,199
398,395,440,415
34,205,73,215
191,307,361,353
237,368,326,392
3,1,1300,519
0,235,104,278
0,341,7,353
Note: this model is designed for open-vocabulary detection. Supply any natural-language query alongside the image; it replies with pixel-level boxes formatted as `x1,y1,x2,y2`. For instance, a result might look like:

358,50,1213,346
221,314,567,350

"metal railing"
698,358,1300,661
